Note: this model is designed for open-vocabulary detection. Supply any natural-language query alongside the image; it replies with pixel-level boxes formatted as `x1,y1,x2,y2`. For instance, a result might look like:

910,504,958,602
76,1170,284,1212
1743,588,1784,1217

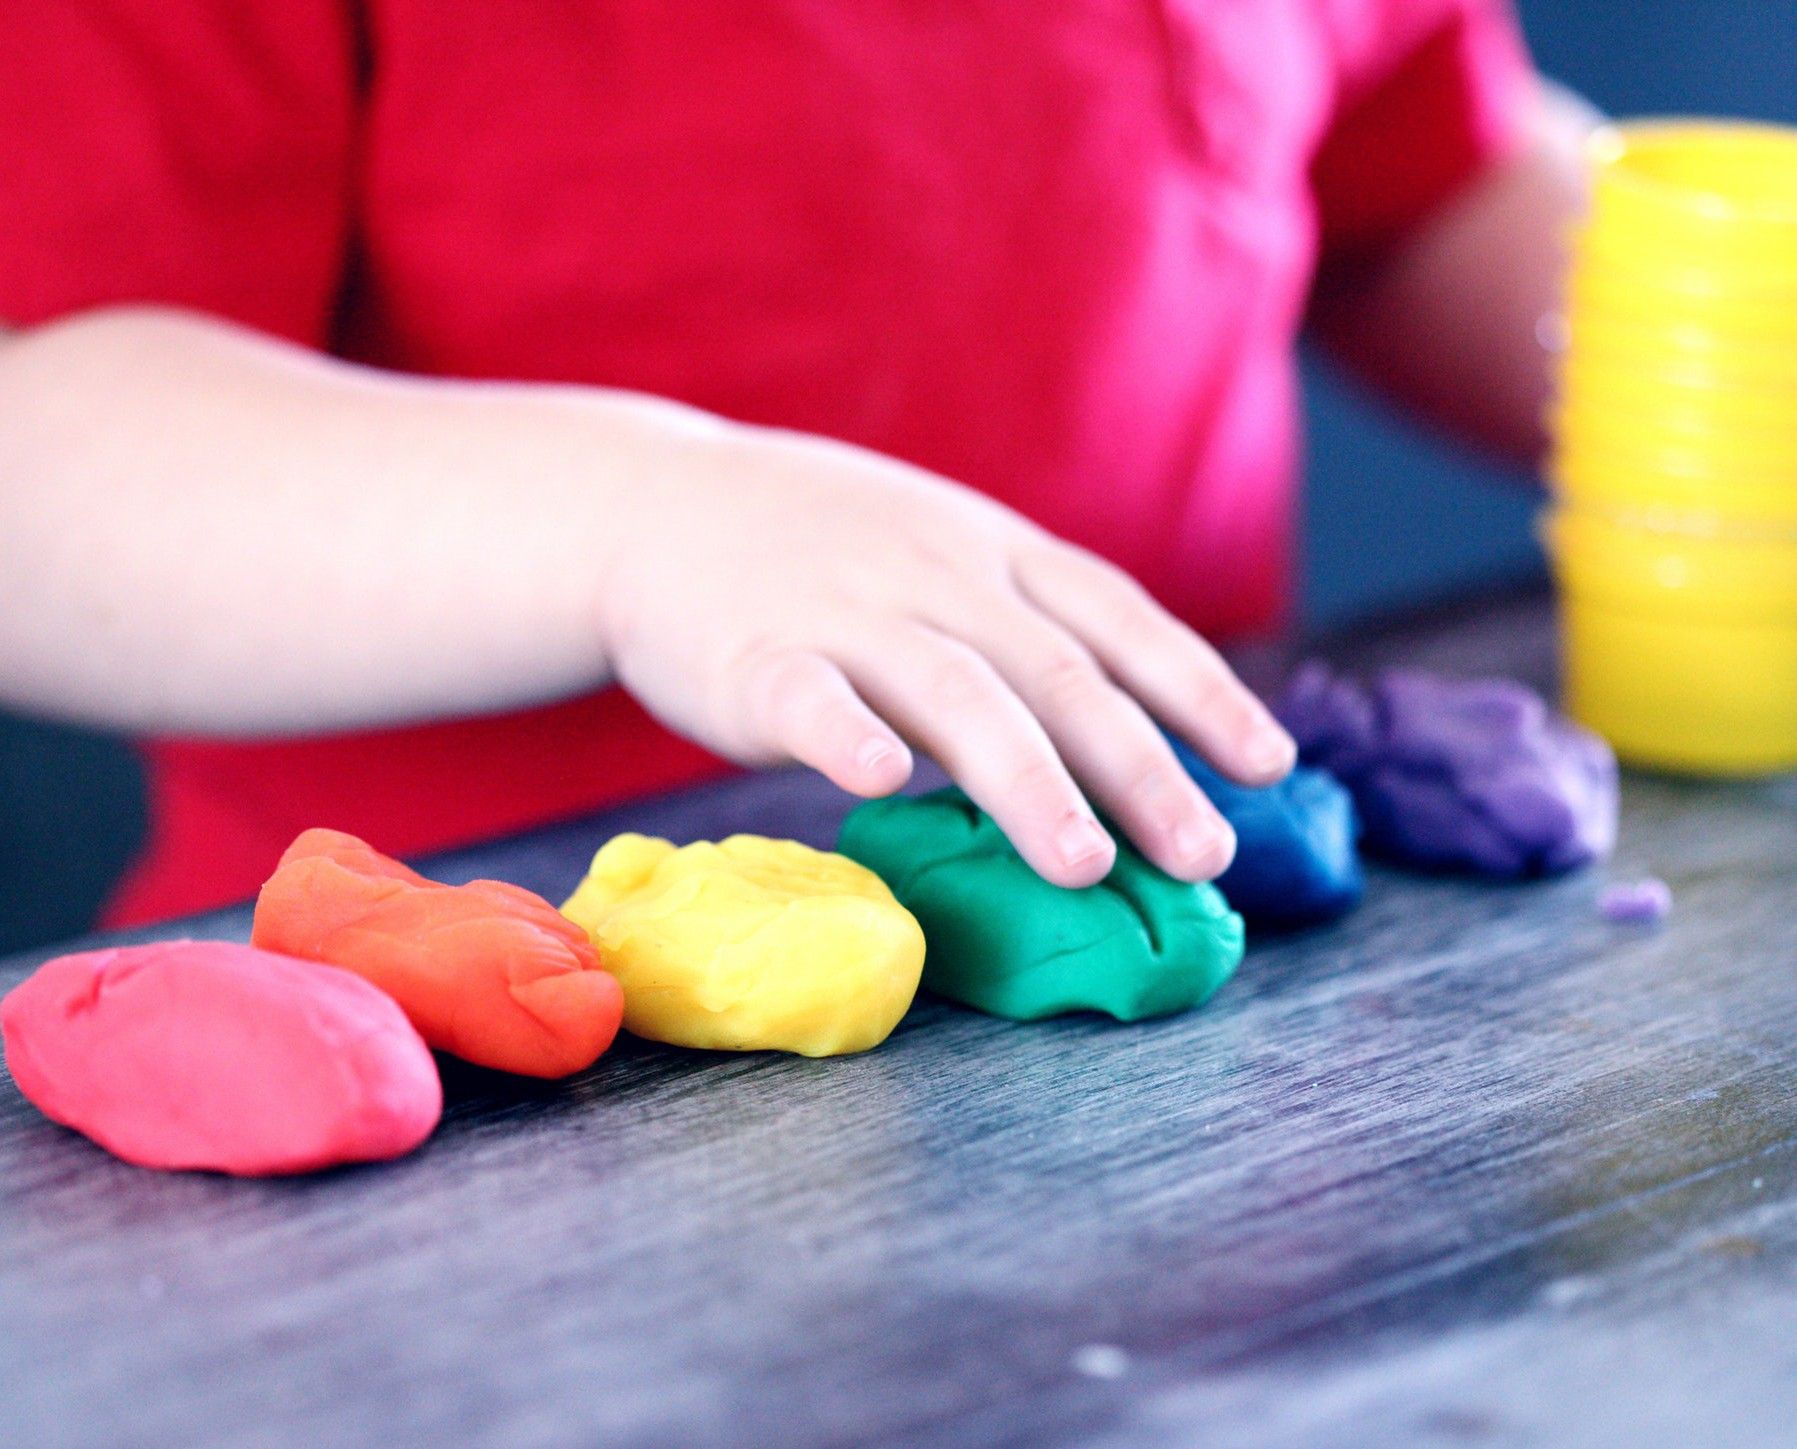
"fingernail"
1208,822,1238,875
1174,819,1233,878
857,737,898,773
1247,728,1297,775
1055,813,1111,869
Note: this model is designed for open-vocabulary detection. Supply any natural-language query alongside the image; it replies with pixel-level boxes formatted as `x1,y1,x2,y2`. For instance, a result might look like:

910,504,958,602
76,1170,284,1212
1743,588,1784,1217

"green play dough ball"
836,787,1245,1023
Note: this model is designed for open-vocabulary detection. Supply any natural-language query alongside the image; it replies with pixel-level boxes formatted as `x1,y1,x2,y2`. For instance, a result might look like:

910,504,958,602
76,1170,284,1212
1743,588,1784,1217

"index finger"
1011,548,1296,786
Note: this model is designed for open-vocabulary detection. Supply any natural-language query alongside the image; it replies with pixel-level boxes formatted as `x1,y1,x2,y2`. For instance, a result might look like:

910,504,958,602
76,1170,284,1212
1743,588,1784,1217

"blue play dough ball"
1165,734,1364,929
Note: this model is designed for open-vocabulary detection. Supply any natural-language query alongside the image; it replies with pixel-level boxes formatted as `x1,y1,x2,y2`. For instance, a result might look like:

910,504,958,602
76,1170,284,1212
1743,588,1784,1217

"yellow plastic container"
1588,122,1797,240
1548,121,1797,774
1593,121,1797,213
1553,446,1797,529
1544,507,1797,774
1567,263,1797,342
1576,238,1797,298
1552,395,1797,472
1558,356,1797,434
1552,419,1797,486
1585,121,1797,275
1569,318,1797,395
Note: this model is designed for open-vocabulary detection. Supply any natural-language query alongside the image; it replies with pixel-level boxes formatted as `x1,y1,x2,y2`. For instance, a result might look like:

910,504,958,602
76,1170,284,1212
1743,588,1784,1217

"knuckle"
738,647,802,704
1033,648,1104,714
1123,753,1185,809
1180,654,1237,711
1096,584,1158,638
1081,552,1153,608
816,699,871,753
726,645,818,737
901,537,964,577
1003,754,1075,816
924,649,997,712
747,648,809,698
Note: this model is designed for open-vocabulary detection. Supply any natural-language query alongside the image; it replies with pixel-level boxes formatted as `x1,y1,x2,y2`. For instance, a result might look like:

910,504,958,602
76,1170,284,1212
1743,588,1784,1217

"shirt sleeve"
1310,0,1535,256
0,1,356,343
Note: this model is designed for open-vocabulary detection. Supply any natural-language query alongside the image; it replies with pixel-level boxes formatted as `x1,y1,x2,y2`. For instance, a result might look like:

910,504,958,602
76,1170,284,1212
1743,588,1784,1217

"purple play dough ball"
1277,663,1619,877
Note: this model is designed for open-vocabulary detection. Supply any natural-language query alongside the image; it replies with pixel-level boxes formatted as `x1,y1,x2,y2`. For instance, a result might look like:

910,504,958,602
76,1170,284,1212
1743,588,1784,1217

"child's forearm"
0,305,1297,891
1309,80,1601,464
0,306,715,734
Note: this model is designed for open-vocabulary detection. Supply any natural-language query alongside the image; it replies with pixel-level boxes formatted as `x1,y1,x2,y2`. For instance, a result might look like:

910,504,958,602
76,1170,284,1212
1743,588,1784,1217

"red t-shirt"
0,1,1530,925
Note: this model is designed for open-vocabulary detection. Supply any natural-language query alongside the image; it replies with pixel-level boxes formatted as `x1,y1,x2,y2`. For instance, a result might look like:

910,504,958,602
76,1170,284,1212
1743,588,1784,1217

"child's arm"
0,305,1294,887
1309,80,1600,462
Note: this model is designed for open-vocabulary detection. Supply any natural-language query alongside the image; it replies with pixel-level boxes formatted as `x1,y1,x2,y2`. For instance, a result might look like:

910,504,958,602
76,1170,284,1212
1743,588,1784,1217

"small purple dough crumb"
1600,879,1672,925
1277,663,1619,878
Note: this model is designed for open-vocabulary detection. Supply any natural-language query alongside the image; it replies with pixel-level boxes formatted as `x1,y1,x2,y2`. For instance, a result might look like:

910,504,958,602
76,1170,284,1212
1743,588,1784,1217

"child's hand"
1,309,1290,888
601,422,1296,887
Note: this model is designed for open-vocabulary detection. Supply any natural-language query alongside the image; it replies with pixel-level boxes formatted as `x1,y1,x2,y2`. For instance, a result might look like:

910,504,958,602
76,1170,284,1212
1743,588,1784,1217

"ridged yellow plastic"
1547,120,1797,775
1544,509,1797,774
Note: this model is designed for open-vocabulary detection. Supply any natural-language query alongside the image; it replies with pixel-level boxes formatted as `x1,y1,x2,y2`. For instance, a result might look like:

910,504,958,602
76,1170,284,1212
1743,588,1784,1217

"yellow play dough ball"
560,834,926,1057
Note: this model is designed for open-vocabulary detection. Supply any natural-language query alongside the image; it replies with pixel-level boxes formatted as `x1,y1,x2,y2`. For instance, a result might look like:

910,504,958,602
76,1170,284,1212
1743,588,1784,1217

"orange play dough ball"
253,829,623,1079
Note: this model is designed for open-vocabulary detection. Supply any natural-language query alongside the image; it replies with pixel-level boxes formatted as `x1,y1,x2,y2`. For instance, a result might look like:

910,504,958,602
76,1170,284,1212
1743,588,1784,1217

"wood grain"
3,588,1793,1449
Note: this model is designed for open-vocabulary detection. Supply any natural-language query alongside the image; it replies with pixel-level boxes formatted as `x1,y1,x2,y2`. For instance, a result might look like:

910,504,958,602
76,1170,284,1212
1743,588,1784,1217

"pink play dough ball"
1,940,442,1176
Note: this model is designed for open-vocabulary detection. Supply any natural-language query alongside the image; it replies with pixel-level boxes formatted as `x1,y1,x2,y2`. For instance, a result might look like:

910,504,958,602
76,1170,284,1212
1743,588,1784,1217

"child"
0,2,1592,926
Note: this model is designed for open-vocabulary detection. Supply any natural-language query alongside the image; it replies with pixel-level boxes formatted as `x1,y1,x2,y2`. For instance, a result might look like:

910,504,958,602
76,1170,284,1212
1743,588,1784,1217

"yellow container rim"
1590,120,1797,228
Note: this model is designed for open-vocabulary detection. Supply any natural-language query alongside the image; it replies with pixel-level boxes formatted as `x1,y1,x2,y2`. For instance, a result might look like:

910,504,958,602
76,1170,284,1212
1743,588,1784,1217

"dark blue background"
3,0,1793,951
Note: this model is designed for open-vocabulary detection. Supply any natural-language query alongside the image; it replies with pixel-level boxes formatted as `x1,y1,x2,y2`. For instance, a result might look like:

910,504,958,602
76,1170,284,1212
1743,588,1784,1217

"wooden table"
4,590,1794,1449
